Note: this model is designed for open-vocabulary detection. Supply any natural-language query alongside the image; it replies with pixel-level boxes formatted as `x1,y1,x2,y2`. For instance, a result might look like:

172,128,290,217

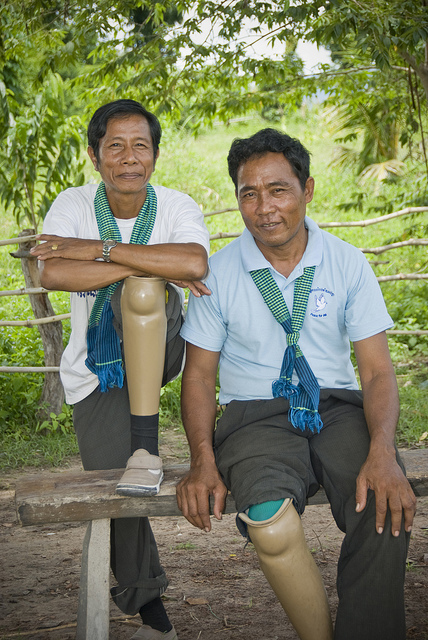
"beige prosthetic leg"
116,276,167,497
239,499,333,640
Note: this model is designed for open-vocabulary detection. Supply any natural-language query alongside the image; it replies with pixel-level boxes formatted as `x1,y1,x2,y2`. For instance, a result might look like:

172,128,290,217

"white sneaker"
116,449,164,497
130,624,178,639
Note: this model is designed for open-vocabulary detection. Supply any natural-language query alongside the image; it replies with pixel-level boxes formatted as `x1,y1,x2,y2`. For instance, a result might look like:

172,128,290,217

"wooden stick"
0,366,60,372
0,615,140,637
377,273,428,282
359,239,428,255
0,313,70,326
0,234,37,246
0,287,50,296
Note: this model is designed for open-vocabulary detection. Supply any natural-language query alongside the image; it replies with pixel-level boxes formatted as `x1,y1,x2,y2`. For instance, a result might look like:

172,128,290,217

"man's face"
87,114,159,197
236,151,314,256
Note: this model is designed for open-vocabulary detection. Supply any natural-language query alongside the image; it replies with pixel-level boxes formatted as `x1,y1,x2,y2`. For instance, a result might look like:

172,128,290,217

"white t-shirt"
42,183,210,404
181,217,394,405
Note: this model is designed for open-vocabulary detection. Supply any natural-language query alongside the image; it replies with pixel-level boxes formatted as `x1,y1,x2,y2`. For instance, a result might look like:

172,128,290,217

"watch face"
105,239,116,247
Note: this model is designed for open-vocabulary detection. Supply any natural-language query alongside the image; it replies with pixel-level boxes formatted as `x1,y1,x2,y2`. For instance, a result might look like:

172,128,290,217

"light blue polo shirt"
181,217,393,405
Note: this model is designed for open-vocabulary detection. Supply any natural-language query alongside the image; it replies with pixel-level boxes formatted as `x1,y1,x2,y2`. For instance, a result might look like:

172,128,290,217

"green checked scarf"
85,182,157,392
250,266,323,432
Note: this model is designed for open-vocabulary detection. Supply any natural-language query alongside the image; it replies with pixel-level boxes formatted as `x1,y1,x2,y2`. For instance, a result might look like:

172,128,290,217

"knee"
239,498,302,556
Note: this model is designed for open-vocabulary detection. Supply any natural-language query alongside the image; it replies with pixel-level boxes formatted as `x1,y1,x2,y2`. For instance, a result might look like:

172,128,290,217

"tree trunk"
10,229,64,419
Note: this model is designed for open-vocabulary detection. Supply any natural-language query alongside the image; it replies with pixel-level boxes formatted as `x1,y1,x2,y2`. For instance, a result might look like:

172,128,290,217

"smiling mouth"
260,221,280,229
119,173,142,178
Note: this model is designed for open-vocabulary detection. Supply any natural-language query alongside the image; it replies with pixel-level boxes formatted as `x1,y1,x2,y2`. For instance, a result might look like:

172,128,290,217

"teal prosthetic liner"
250,266,323,433
85,182,157,392
248,500,285,521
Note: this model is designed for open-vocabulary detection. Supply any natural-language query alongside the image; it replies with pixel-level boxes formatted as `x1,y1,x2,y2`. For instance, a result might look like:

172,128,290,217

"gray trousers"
214,390,410,640
73,383,168,615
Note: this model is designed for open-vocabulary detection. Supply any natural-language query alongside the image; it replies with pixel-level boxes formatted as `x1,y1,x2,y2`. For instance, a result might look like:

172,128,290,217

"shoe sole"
115,472,164,497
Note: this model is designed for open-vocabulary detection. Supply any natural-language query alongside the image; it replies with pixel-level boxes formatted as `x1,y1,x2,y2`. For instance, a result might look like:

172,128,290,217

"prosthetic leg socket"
121,276,167,418
239,499,333,640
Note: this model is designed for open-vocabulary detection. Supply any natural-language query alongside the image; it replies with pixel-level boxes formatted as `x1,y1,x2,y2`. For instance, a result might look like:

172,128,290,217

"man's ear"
87,146,99,172
153,147,160,170
305,176,315,204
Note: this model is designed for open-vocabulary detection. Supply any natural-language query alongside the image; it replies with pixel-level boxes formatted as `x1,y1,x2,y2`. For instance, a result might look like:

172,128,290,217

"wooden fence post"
9,229,64,418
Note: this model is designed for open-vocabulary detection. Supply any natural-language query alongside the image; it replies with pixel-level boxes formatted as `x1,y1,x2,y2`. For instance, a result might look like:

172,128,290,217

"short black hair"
227,128,311,191
87,99,162,161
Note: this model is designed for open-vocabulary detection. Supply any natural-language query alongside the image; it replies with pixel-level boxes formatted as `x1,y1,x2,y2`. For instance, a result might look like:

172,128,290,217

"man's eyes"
108,142,148,149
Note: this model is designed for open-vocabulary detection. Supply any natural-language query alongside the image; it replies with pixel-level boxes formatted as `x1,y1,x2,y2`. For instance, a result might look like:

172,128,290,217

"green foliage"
3,0,426,136
0,72,86,231
0,371,79,470
395,360,428,447
36,405,74,435
160,376,182,426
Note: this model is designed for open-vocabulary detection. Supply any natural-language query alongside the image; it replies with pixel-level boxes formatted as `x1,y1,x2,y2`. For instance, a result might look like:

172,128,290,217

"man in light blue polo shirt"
176,129,416,640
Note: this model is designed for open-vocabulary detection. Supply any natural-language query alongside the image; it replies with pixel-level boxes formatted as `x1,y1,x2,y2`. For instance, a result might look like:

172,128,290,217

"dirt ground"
0,437,427,640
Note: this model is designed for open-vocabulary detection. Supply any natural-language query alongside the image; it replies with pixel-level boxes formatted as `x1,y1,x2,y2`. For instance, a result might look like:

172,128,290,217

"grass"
0,106,427,469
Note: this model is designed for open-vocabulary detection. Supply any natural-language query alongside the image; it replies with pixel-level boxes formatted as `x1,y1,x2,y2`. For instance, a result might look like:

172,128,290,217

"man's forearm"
110,242,208,282
178,349,226,530
181,374,218,467
40,258,145,292
362,371,400,454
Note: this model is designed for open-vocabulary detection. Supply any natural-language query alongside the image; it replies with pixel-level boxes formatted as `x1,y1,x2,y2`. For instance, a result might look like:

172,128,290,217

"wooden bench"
15,450,428,640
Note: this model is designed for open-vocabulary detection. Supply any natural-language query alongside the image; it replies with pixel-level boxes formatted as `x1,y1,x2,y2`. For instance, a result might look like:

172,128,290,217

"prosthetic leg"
116,276,167,497
239,499,333,640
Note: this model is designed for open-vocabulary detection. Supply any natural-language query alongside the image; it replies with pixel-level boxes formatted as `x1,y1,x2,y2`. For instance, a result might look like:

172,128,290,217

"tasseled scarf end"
272,377,299,399
289,407,323,433
96,363,124,393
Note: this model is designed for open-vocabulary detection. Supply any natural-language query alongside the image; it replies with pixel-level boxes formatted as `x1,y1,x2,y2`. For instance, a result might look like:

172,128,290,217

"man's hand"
176,461,227,532
169,279,211,297
30,234,102,261
355,447,417,537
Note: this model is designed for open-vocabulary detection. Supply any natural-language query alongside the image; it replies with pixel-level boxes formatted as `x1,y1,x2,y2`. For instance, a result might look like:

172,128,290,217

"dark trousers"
214,391,410,640
73,383,168,615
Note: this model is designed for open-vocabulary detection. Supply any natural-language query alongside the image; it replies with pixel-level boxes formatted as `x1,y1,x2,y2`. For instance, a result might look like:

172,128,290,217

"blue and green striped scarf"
250,266,323,433
85,182,157,392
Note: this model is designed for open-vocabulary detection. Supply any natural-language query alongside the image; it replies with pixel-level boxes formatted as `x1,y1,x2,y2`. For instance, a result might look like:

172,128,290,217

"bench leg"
76,518,111,640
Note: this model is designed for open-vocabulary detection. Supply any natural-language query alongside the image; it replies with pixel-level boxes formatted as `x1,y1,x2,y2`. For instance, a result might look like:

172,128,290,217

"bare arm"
353,332,417,536
30,235,210,295
37,257,145,292
176,343,227,532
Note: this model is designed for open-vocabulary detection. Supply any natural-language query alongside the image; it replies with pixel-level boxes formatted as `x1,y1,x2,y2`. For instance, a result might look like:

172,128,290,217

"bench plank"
15,450,428,527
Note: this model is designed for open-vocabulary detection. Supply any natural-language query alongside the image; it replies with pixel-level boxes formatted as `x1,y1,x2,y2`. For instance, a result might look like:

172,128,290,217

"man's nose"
256,192,275,215
122,146,138,163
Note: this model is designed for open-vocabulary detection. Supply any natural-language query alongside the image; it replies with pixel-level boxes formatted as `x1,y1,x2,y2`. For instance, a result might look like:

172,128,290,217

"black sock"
139,596,172,632
130,413,159,456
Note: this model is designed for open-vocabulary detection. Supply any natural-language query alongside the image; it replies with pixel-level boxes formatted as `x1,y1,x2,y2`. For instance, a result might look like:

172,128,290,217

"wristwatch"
102,239,118,262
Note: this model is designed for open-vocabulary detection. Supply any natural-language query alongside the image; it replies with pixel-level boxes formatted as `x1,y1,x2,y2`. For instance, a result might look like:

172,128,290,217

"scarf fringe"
85,321,124,391
289,407,323,433
97,363,124,393
272,377,299,398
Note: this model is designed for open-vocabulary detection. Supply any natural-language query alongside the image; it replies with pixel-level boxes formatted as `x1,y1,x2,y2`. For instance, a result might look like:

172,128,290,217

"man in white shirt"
31,99,210,640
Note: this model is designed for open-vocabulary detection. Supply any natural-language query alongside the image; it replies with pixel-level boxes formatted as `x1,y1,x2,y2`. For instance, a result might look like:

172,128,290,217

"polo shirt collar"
240,216,323,283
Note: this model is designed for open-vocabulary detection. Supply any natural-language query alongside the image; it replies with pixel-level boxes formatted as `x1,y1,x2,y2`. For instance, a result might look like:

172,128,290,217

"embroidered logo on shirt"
77,291,97,298
310,287,334,318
